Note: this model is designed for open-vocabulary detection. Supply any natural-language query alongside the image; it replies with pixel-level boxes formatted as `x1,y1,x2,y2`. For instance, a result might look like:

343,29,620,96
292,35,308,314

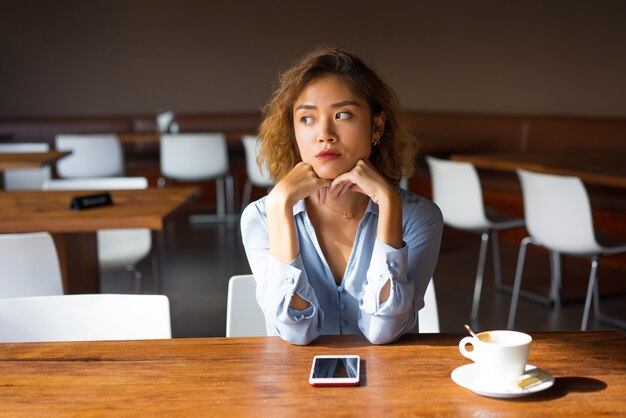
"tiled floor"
102,205,626,338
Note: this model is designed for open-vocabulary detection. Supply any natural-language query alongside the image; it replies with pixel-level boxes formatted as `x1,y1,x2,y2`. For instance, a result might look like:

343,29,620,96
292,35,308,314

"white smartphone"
308,355,361,387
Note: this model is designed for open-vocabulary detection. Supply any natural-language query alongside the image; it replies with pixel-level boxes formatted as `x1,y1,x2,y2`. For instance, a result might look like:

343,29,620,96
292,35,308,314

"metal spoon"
465,323,492,342
464,324,478,338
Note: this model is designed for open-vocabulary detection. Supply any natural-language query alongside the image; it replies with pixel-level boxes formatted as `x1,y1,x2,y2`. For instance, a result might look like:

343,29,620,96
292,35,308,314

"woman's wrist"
267,189,299,263
376,187,403,249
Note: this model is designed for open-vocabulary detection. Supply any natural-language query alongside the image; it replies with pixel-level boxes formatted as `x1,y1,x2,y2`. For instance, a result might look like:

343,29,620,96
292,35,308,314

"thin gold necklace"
323,200,368,221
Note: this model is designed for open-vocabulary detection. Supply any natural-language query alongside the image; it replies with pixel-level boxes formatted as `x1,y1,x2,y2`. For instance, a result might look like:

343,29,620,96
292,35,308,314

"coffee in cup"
459,330,532,382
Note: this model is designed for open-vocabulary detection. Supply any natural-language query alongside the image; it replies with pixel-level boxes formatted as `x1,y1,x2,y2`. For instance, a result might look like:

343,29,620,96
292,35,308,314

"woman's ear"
372,112,386,140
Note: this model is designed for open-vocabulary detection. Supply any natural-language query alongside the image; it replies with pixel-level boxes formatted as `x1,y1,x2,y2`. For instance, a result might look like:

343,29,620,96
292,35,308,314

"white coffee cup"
459,330,532,382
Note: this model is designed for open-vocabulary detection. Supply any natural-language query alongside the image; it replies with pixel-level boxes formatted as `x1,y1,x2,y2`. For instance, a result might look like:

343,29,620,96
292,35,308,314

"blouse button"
390,261,397,268
337,285,344,293
339,303,345,310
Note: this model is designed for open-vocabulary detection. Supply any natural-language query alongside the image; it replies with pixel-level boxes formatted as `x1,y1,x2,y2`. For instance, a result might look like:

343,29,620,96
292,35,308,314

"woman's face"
292,75,384,180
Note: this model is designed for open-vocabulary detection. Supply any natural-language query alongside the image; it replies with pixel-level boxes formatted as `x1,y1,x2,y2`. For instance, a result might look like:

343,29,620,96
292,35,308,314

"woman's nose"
317,118,337,143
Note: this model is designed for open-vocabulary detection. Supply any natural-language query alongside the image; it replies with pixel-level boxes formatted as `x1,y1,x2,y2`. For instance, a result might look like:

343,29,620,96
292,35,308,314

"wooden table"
0,331,623,416
451,150,626,189
0,186,199,293
0,150,71,170
118,133,161,145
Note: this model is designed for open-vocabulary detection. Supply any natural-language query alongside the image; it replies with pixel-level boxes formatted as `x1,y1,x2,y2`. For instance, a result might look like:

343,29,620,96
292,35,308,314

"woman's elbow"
276,325,319,346
365,334,395,345
362,327,401,345
280,330,318,346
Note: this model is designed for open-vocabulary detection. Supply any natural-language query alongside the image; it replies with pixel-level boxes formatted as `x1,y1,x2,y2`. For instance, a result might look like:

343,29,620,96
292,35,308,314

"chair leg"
491,230,502,288
126,265,142,294
189,175,238,224
581,256,599,331
150,229,165,294
589,258,626,330
507,237,531,329
592,271,600,317
470,232,490,322
225,174,235,214
216,177,226,217
549,251,562,310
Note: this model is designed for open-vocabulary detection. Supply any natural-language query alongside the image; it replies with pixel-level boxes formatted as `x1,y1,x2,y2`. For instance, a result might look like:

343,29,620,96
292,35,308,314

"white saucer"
451,364,554,399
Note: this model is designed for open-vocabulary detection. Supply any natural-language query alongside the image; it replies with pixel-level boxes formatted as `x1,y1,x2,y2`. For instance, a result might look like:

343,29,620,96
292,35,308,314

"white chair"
426,156,525,322
225,274,440,336
419,279,440,333
55,134,124,178
0,232,64,298
508,169,626,331
0,294,171,342
160,133,235,223
241,135,274,210
0,142,52,190
226,274,266,337
43,177,153,293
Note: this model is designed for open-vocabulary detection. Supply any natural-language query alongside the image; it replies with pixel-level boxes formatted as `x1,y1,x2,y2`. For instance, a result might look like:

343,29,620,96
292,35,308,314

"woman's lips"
316,150,341,161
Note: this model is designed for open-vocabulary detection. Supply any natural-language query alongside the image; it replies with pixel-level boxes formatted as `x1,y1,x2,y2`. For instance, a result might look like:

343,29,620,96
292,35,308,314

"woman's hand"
268,162,332,208
328,160,395,205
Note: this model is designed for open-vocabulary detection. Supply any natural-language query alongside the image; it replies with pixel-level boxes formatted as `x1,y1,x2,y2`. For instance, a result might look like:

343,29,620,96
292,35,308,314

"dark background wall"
1,0,625,117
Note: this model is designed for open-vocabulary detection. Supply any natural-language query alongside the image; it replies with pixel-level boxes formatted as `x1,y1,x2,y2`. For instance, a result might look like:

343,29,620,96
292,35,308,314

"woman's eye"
301,116,314,124
335,112,351,120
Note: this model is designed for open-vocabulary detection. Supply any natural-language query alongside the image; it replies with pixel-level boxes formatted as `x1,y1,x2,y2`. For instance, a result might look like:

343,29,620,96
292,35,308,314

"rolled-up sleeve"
358,195,443,344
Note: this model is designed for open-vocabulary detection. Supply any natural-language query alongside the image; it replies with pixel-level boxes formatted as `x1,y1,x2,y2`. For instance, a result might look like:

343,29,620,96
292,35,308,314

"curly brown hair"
258,47,416,185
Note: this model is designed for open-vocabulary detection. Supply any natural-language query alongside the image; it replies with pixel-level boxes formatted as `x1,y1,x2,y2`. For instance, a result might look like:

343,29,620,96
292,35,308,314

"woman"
241,47,443,345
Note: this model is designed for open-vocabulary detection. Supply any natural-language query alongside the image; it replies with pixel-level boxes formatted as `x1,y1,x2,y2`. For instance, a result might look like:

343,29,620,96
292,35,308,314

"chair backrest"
55,134,124,178
0,232,64,298
517,169,601,254
241,135,274,187
226,274,267,337
418,278,440,333
0,294,172,342
425,156,489,230
43,176,149,191
160,133,229,181
0,142,51,190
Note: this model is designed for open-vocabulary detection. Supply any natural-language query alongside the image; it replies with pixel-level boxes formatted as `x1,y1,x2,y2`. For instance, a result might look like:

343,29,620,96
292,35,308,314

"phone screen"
309,355,360,386
312,357,359,378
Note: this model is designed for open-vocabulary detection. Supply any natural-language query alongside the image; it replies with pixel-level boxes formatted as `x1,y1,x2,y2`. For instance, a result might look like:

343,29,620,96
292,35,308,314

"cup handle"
459,336,476,361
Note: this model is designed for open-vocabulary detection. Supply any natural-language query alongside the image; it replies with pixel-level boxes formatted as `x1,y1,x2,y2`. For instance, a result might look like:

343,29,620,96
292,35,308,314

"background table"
0,331,624,416
451,150,626,189
0,150,71,171
0,186,199,293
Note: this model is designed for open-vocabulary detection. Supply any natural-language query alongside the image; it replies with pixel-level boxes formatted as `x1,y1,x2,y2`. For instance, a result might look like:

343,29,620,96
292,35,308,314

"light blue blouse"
240,188,443,345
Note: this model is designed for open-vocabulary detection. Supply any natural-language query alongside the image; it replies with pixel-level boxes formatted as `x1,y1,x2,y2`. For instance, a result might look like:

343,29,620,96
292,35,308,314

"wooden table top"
0,150,71,170
0,331,623,416
118,133,161,144
451,149,626,188
0,186,199,233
